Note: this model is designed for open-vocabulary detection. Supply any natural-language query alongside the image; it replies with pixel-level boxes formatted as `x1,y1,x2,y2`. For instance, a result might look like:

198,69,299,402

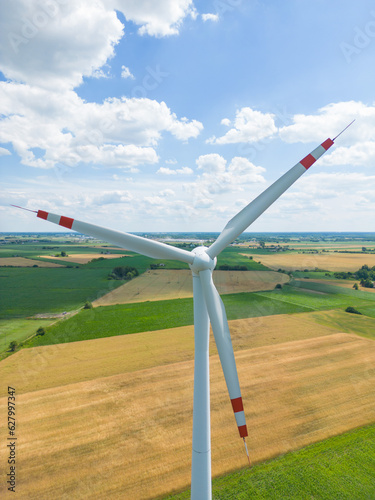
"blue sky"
1,0,375,233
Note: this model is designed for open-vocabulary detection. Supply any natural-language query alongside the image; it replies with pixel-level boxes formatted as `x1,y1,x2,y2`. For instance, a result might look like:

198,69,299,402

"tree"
9,341,18,352
36,327,46,336
109,266,139,280
275,284,282,289
353,283,359,290
345,306,362,315
83,301,93,309
61,251,67,257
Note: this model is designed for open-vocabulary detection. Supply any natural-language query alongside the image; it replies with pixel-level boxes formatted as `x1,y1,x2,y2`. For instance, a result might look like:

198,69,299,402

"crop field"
1,310,357,396
301,278,375,294
40,253,131,264
2,234,375,498
241,251,375,271
93,269,290,306
0,257,64,267
0,267,127,319
22,281,375,348
1,326,375,499
167,424,375,499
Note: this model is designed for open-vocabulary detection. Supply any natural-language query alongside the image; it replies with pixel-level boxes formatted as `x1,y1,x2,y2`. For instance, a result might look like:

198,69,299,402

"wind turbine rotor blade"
34,209,194,264
199,268,248,438
207,137,334,259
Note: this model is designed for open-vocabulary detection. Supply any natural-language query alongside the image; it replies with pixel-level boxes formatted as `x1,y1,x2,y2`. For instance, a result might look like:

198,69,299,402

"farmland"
1,324,375,498
93,269,290,306
1,232,375,498
241,251,375,272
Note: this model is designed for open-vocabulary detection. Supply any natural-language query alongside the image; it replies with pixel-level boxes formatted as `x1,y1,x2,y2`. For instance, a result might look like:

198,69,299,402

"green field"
0,318,54,357
0,245,269,319
25,291,312,347
165,424,375,499
23,281,375,348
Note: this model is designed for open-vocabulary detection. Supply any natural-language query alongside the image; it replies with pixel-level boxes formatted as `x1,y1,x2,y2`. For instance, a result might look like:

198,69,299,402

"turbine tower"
14,124,352,499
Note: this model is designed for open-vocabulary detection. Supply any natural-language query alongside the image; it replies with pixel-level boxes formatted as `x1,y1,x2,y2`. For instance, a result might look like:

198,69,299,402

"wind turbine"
13,122,353,499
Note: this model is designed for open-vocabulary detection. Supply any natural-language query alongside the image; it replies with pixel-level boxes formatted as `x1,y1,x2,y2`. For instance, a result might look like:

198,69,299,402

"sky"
1,0,375,233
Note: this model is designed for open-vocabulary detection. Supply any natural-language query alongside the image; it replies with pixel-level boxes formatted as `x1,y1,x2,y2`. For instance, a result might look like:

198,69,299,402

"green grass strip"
165,424,375,499
25,292,311,347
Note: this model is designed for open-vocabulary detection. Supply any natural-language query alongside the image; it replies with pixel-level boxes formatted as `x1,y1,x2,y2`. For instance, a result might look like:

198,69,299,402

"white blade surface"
207,138,334,259
199,269,248,438
35,209,194,264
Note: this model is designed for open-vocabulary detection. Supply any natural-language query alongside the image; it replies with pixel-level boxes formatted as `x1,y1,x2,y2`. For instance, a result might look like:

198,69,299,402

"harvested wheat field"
0,311,345,396
1,331,375,499
242,252,375,272
93,269,289,306
39,253,130,264
0,257,63,267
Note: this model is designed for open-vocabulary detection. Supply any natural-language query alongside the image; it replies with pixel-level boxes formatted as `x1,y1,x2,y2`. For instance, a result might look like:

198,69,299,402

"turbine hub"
189,246,216,274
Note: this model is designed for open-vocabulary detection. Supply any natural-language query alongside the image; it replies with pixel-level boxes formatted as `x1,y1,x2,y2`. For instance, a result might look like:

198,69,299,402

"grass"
0,318,54,357
0,267,126,318
165,424,375,499
216,247,270,270
256,285,375,312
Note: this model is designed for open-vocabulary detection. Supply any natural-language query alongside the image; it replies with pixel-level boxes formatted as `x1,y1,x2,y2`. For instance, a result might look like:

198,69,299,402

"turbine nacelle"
189,246,216,274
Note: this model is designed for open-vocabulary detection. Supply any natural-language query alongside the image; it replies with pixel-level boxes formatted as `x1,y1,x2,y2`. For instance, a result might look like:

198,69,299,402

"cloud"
0,82,202,169
0,0,123,91
202,13,219,22
0,147,11,156
111,0,197,37
190,154,266,202
0,1,197,91
279,101,375,167
157,166,194,175
207,107,277,144
121,65,134,79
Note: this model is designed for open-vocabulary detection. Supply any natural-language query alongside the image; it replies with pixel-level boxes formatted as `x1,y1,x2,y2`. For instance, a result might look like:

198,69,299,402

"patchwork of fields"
1,313,375,498
1,237,375,498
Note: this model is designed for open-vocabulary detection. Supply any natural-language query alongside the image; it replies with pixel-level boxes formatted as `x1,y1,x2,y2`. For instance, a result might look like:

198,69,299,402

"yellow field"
94,269,290,306
39,253,130,264
1,311,375,498
0,257,63,267
242,252,375,272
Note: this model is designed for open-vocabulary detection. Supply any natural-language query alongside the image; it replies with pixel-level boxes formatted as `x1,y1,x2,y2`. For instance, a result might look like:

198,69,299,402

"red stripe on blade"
231,397,244,413
300,154,316,170
59,216,74,229
322,138,334,150
238,425,248,438
37,210,48,220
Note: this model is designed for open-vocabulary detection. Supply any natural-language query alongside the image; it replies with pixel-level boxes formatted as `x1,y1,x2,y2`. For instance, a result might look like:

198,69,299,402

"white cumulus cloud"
0,147,11,156
157,166,194,175
0,82,202,169
202,13,219,22
279,100,375,168
121,66,134,79
207,107,277,144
